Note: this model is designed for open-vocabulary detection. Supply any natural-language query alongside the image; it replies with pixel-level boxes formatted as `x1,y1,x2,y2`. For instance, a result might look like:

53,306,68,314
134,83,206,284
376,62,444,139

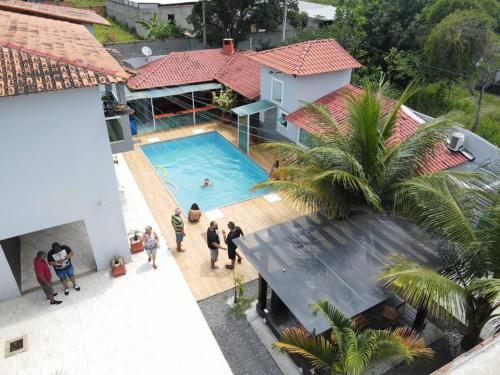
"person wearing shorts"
171,208,186,252
142,225,160,269
34,251,62,305
207,221,226,270
47,242,81,296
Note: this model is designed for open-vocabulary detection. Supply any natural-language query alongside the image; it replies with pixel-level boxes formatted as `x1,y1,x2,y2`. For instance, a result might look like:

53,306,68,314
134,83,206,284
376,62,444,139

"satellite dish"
141,46,152,57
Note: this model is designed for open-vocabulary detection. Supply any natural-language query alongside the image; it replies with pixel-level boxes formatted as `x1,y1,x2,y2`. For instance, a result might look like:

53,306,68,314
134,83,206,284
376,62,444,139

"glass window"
271,78,283,103
106,118,125,143
298,129,318,148
277,109,288,128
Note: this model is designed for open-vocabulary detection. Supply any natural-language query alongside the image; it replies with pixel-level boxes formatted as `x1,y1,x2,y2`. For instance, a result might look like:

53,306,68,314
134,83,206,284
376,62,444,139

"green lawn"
95,17,141,44
65,0,105,7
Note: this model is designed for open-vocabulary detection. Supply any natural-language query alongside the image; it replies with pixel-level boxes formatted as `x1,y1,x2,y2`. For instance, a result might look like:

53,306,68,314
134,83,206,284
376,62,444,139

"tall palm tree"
380,172,500,349
274,300,433,375
254,79,459,218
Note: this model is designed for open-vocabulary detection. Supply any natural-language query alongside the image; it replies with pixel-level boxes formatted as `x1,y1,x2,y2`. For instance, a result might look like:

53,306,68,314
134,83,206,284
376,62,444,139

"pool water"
141,132,270,213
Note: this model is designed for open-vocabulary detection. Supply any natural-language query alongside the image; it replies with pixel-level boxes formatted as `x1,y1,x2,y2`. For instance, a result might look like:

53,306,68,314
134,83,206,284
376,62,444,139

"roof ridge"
129,54,174,88
215,50,250,80
292,41,313,75
0,41,127,79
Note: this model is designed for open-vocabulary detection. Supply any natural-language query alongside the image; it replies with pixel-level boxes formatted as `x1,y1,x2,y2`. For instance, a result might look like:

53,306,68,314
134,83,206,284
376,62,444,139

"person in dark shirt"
34,251,62,305
47,242,81,296
206,221,226,270
222,221,244,270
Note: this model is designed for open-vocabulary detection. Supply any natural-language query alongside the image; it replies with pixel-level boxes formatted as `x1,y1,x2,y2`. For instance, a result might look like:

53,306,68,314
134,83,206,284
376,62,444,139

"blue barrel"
130,116,138,135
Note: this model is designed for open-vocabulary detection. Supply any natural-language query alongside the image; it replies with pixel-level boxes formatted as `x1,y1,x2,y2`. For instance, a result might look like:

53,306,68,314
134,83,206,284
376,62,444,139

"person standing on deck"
207,221,226,269
222,221,244,270
171,208,186,252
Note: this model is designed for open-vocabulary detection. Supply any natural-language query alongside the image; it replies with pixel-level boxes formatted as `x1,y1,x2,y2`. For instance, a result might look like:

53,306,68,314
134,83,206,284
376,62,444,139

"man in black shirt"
222,221,244,270
47,242,81,296
207,221,226,270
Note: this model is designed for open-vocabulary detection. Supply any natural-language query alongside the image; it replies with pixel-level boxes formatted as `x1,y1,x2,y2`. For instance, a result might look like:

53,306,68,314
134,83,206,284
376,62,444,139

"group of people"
171,205,244,270
34,242,80,305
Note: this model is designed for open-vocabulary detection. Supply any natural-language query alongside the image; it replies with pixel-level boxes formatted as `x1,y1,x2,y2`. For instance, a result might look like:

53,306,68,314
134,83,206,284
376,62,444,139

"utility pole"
202,0,207,47
282,0,288,42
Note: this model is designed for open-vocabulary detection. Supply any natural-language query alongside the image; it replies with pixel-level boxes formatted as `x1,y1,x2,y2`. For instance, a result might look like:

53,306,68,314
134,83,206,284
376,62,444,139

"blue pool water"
141,132,269,213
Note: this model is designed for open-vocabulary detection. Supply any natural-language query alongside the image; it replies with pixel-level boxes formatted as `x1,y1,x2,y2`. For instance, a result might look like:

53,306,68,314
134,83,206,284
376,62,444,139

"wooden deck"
123,122,304,301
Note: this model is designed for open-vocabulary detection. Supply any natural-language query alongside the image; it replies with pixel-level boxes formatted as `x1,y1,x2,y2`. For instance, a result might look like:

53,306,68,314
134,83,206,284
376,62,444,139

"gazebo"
235,210,442,337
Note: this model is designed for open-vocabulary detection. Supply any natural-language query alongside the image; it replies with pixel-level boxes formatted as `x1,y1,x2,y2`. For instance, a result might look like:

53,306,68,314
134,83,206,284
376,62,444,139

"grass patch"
95,18,141,44
65,0,105,7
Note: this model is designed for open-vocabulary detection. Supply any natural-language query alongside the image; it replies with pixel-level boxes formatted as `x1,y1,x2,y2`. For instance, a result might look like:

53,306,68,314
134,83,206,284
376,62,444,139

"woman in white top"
142,226,160,269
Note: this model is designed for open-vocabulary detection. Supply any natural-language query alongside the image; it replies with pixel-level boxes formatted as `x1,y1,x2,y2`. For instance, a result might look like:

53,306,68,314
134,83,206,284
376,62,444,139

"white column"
192,91,196,125
150,98,156,131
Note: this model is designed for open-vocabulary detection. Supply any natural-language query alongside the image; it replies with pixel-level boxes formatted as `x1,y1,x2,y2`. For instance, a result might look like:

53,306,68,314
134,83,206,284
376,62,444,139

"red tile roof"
248,39,362,76
127,49,261,100
0,0,110,26
287,84,467,173
0,10,128,97
216,51,261,100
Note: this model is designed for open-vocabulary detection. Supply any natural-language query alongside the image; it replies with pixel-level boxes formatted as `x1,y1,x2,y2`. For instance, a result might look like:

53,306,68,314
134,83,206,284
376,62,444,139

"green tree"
137,13,185,40
380,172,500,349
254,78,459,218
188,0,300,45
274,300,433,375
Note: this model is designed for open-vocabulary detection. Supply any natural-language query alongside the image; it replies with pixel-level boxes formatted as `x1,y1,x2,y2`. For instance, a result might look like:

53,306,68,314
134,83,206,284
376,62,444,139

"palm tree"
380,172,500,349
254,78,459,218
274,300,433,375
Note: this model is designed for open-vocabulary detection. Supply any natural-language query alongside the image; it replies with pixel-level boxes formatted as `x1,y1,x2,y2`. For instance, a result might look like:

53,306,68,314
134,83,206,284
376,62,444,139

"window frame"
270,76,284,105
277,108,289,130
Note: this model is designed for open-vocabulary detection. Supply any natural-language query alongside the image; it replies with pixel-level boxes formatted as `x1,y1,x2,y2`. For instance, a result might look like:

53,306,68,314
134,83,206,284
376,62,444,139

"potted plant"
128,229,144,253
110,256,126,277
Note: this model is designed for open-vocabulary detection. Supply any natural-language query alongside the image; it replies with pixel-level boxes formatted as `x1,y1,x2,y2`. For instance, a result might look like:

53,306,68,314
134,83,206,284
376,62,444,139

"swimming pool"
141,131,269,213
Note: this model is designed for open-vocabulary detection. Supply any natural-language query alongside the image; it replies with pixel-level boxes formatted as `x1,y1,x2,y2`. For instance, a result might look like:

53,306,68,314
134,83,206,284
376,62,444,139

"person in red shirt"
34,251,62,305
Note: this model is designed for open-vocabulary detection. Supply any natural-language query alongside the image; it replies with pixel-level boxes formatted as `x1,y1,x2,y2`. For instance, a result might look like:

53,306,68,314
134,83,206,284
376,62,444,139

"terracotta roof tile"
248,39,361,76
127,49,261,100
0,10,128,98
0,0,110,26
216,51,261,100
287,84,467,173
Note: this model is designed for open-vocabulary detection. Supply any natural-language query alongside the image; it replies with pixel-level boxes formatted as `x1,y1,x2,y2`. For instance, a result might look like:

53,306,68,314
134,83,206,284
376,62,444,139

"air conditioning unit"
448,132,465,151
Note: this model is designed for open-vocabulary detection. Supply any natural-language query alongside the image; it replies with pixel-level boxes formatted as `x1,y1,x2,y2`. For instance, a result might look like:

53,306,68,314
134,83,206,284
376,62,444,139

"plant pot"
111,264,126,277
130,239,144,253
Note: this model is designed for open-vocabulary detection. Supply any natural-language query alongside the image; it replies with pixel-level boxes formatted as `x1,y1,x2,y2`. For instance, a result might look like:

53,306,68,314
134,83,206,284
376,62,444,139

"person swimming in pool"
201,178,213,188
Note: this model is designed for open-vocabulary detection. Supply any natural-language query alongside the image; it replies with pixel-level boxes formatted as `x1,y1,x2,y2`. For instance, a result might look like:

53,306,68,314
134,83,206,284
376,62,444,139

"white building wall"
259,65,352,142
0,87,130,300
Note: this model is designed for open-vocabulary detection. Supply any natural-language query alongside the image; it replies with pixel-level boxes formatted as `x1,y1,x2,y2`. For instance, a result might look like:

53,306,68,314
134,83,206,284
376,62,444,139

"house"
125,39,261,134
106,0,198,37
0,9,133,301
0,0,110,34
298,0,336,28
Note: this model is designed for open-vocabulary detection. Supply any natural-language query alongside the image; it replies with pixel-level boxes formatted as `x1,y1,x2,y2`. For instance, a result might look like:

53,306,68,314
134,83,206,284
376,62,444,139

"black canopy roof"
235,211,441,334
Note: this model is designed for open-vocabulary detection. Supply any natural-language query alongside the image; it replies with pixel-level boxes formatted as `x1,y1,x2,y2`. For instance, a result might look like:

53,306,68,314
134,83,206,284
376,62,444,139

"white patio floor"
0,154,232,375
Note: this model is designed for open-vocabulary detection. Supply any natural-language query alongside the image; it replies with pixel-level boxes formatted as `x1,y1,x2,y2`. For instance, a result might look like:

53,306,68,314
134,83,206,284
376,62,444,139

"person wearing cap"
47,242,81,296
34,251,62,305
171,208,186,252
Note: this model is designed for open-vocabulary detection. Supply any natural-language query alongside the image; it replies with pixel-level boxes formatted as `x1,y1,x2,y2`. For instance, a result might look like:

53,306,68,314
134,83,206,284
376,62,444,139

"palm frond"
273,328,336,371
343,329,377,375
311,300,354,331
380,254,469,322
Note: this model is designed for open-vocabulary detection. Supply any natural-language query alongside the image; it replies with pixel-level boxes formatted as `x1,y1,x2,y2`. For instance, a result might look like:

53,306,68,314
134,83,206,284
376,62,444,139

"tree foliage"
136,13,185,39
188,0,300,45
254,78,459,218
274,300,433,375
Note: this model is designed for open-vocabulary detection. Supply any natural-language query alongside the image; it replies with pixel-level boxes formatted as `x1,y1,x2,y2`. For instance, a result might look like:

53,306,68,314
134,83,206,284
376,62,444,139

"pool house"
125,39,261,135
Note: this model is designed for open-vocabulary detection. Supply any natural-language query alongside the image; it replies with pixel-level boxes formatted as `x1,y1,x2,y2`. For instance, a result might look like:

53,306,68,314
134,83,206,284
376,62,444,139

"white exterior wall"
259,65,351,142
0,87,130,301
